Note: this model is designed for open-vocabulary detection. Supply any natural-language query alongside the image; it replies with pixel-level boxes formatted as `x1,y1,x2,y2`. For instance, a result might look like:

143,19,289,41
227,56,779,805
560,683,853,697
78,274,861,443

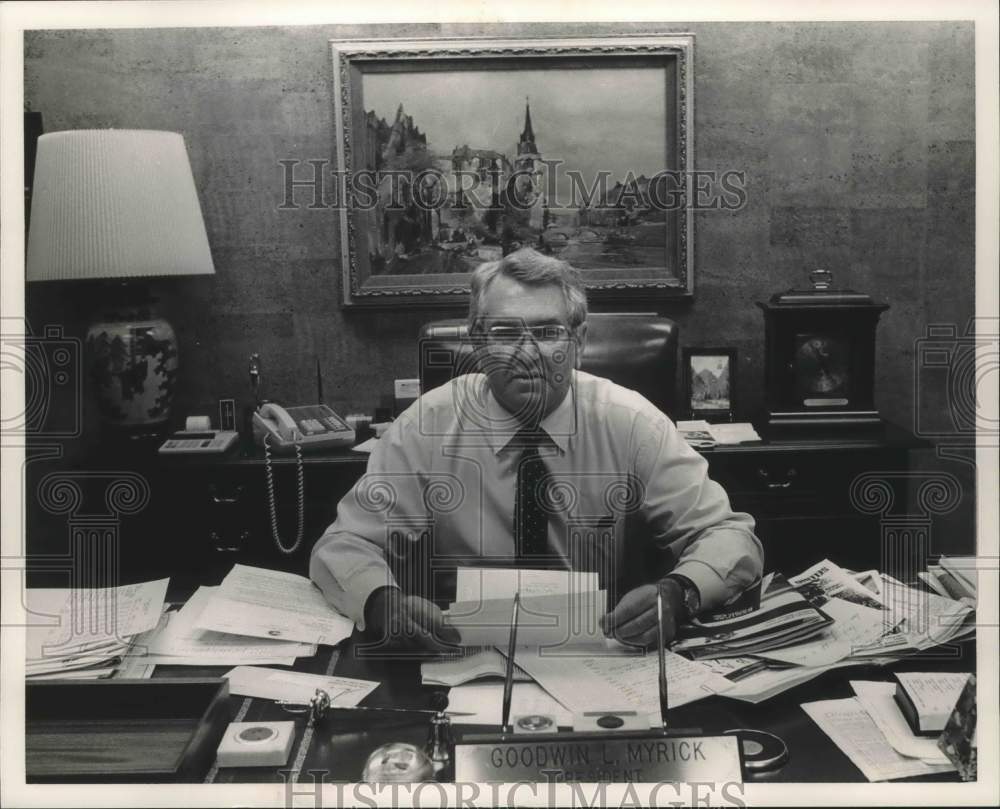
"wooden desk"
153,633,972,785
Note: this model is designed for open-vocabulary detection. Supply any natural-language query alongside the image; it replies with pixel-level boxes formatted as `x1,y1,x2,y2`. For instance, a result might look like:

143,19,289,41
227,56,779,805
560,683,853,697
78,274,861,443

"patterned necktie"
513,430,551,561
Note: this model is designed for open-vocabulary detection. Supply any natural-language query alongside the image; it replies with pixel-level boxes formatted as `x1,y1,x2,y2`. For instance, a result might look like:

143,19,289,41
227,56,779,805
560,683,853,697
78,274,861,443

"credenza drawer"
707,448,908,519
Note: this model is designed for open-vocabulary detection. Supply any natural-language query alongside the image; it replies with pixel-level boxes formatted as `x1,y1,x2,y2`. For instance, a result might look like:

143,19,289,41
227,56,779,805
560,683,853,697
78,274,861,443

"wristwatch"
665,574,701,622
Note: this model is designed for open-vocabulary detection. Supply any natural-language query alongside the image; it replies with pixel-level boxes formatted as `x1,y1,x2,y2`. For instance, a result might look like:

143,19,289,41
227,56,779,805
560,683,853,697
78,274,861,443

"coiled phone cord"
262,435,305,555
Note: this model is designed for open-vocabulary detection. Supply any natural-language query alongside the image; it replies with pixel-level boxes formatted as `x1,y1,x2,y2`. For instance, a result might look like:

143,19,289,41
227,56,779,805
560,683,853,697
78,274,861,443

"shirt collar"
481,376,574,456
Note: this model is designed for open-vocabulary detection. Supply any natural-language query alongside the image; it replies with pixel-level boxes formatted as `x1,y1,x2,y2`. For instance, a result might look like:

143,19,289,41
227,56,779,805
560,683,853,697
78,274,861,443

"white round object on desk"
186,415,212,432
362,742,435,782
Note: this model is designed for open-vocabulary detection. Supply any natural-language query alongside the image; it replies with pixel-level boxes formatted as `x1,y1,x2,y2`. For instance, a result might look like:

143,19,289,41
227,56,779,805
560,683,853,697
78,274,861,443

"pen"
501,592,521,734
657,588,669,731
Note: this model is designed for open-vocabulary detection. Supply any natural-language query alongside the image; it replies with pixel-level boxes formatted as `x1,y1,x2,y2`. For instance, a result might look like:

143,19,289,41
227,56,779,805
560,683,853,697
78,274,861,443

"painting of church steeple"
515,97,540,170
510,97,542,215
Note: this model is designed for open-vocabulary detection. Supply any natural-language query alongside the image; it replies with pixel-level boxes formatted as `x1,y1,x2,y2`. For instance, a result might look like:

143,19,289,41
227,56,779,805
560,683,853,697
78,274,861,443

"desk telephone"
251,403,355,452
251,403,355,557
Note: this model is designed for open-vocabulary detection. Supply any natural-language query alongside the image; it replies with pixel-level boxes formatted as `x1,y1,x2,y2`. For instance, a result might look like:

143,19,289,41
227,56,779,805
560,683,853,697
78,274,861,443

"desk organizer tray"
26,678,231,782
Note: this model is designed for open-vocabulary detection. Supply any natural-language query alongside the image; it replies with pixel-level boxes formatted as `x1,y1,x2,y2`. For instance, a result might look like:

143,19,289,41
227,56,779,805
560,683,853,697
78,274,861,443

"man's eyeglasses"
481,324,573,345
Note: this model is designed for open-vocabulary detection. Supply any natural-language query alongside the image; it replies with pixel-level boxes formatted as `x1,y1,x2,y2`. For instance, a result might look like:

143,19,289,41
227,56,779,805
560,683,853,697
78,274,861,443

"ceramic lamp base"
86,313,178,436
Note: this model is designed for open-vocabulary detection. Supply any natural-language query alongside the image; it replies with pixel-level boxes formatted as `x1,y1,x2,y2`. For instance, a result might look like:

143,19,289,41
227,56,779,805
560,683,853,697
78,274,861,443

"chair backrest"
418,312,679,416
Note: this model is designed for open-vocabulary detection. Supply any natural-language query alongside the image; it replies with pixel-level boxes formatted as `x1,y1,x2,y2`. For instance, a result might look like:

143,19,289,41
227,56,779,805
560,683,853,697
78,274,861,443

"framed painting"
683,347,737,423
330,35,695,306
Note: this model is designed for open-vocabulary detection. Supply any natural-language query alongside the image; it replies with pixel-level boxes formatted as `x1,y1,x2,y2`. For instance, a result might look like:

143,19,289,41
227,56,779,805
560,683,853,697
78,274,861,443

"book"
893,672,972,736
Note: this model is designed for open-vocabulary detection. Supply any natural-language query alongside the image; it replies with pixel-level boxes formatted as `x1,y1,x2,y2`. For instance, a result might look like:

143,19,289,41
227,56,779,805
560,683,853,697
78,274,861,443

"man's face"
475,275,586,425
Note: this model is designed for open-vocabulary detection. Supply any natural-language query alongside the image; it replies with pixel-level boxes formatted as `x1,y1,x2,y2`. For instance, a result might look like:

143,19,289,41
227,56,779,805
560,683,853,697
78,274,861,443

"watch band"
666,574,701,621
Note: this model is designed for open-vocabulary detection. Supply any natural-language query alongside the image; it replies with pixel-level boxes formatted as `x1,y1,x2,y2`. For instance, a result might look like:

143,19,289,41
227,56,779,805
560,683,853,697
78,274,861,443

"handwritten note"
895,672,971,722
802,698,955,781
27,579,168,663
756,597,889,667
513,646,733,715
850,681,952,763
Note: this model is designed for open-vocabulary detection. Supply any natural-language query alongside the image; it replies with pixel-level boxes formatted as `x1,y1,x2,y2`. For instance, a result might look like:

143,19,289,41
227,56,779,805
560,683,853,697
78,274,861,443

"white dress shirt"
310,371,763,625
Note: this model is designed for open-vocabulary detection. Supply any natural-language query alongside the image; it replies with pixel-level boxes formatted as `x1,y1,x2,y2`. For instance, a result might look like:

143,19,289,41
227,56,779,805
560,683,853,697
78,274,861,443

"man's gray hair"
468,247,588,330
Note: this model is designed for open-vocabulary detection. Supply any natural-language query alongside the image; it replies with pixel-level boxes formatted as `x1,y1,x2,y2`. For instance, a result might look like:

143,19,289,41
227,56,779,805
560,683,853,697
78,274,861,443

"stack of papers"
801,680,958,781
194,564,355,646
672,573,832,659
676,420,761,448
894,672,972,735
443,568,607,647
26,579,168,680
921,555,978,605
124,586,317,667
698,559,975,704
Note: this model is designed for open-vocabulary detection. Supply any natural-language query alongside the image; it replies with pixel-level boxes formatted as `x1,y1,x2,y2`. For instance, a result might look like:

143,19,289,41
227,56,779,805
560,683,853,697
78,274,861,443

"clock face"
791,334,850,403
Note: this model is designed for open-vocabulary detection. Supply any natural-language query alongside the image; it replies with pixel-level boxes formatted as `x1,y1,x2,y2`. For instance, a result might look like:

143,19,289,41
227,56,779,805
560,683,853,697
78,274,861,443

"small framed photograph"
683,348,736,422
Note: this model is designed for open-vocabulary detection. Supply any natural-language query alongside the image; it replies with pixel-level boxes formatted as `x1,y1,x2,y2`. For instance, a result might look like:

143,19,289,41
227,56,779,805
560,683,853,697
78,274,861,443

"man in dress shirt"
311,248,763,652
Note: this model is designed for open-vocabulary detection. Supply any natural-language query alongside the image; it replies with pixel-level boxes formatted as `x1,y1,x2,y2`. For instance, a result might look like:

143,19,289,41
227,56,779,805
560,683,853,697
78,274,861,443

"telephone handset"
252,403,355,452
252,403,355,556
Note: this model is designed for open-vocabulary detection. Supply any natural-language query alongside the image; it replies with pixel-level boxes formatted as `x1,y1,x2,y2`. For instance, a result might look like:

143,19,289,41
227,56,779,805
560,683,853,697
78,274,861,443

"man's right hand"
364,586,461,654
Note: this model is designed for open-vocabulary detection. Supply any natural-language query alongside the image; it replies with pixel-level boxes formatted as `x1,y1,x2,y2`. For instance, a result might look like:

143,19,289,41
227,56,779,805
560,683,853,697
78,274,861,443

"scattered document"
676,421,760,447
512,646,733,717
879,576,973,650
421,647,530,687
446,567,606,647
938,555,978,597
196,565,354,646
801,698,955,781
676,420,716,449
139,587,316,662
225,665,379,705
27,579,168,657
791,559,885,610
445,682,574,727
850,681,952,764
754,597,890,667
454,567,600,602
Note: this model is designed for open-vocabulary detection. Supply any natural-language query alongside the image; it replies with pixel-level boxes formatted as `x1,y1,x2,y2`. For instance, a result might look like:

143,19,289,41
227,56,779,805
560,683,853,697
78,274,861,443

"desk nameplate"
455,732,743,783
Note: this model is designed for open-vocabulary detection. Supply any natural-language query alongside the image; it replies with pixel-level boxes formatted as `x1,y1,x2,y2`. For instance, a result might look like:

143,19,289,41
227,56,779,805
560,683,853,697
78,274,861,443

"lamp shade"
26,129,215,281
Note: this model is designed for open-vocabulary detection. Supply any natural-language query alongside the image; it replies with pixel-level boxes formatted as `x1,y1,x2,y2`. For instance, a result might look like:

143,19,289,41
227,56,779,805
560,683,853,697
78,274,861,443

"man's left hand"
600,579,683,649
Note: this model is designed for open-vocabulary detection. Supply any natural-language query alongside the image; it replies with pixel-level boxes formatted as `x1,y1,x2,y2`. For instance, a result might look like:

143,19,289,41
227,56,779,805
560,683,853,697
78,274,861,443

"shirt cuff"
669,559,729,612
344,565,399,631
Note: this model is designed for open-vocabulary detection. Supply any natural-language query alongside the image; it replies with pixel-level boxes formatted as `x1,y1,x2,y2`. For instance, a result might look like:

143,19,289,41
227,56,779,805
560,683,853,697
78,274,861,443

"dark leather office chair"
418,313,679,416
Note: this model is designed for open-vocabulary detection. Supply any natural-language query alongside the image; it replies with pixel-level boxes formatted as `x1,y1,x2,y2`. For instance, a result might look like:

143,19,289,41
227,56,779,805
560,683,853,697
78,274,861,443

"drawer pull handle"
757,467,798,489
209,484,244,505
209,529,247,553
